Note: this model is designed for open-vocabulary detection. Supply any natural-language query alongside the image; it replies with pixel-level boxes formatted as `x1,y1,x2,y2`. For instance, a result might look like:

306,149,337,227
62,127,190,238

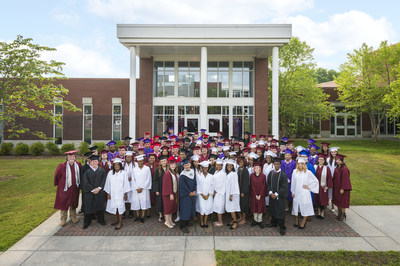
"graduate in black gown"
152,155,167,222
81,155,107,229
179,159,197,233
266,157,288,235
237,157,250,224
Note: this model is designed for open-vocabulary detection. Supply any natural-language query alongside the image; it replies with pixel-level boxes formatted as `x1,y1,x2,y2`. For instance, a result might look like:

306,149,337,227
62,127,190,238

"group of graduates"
53,128,352,235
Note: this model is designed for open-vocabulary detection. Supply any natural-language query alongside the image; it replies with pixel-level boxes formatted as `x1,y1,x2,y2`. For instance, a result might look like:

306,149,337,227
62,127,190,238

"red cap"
251,134,256,138
268,134,274,138
193,146,201,151
64,150,78,155
132,142,139,147
100,149,108,154
224,139,230,142
242,148,249,153
153,135,160,139
233,143,241,147
118,145,126,149
259,135,266,138
168,156,177,163
269,145,278,150
178,132,183,136
172,144,179,149
318,154,326,159
253,162,262,168
161,146,169,150
256,146,264,151
321,142,331,147
138,147,144,151
144,131,150,135
336,154,346,160
153,142,161,147
201,144,209,149
271,139,278,144
217,131,223,135
287,140,294,144
203,134,209,138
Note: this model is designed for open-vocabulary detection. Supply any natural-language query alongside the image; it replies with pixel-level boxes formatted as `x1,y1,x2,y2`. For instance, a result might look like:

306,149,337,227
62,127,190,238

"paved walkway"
1,206,400,266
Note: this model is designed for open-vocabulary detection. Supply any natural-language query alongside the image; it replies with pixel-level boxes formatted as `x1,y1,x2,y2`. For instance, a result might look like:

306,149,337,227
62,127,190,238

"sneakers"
60,221,67,227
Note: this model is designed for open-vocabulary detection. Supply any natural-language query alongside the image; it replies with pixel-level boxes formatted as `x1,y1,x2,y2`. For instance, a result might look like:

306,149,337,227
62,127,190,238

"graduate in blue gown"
281,150,296,211
179,159,197,233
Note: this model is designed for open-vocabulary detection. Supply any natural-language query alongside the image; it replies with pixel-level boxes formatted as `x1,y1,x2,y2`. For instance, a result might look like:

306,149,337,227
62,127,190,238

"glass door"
185,115,199,133
334,114,357,137
207,115,222,135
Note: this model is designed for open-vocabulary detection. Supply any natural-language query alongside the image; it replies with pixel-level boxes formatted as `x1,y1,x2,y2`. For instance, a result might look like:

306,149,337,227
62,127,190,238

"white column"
272,46,279,139
129,46,137,140
200,46,208,131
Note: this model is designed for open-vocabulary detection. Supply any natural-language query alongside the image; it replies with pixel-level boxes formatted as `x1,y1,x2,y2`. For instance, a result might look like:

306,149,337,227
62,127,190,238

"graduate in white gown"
196,160,214,228
124,151,136,218
130,155,152,223
104,158,131,230
225,159,241,229
291,157,319,229
213,159,226,227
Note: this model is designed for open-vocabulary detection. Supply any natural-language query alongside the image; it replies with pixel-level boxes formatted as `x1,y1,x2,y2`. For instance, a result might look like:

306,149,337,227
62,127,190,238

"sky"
1,0,399,78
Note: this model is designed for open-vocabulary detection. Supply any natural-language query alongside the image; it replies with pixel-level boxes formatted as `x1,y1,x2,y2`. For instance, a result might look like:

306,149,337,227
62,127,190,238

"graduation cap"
112,158,123,164
159,136,168,141
153,135,160,139
273,157,282,163
193,132,199,135
217,131,223,135
89,154,100,161
265,150,277,158
183,138,191,143
178,132,183,136
153,142,161,147
256,146,264,151
244,131,251,135
65,150,78,155
249,143,257,149
259,135,266,139
182,159,190,165
217,143,223,147
199,160,211,167
295,145,305,152
233,143,241,147
285,149,293,155
209,154,218,160
253,162,262,168
330,147,340,152
281,137,288,142
201,144,209,149
172,144,179,149
143,138,151,143
158,155,168,161
297,157,307,164
138,137,144,142
250,134,256,138
321,142,331,147
100,149,108,154
118,145,126,150
168,126,174,130
268,134,274,138
203,134,209,138
258,140,266,146
229,151,237,156
336,154,346,160
124,136,132,141
135,155,146,161
182,127,188,130
216,159,224,165
132,142,139,147
167,156,177,163
89,146,98,151
310,144,320,150
269,145,278,150
193,146,201,151
191,155,200,161
125,151,133,156
226,159,236,165
161,146,169,150
195,140,202,145
308,138,317,144
200,129,207,132
242,148,249,153
222,146,230,151
248,152,259,159
318,153,327,159
144,131,151,136
84,151,93,158
287,140,294,144
163,131,170,135
299,150,310,156
106,140,116,146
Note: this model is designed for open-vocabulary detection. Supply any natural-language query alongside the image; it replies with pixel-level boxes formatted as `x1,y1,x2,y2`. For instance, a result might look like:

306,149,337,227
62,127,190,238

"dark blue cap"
299,150,310,156
182,159,190,165
144,138,151,143
106,140,116,146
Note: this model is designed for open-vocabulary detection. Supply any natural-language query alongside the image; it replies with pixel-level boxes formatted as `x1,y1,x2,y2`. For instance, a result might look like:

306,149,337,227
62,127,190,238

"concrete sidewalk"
1,206,400,266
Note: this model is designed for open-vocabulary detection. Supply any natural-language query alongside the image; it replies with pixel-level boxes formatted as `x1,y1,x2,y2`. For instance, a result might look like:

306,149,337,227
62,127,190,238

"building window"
178,61,200,97
83,104,92,144
153,106,174,135
178,106,200,133
331,107,361,137
304,114,321,135
207,61,229,97
54,105,63,145
154,61,175,97
207,106,229,137
113,104,122,141
376,113,398,135
233,61,253,98
233,106,254,137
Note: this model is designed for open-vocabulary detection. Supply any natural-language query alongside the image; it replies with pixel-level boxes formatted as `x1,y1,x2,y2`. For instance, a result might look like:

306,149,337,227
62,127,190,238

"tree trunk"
370,113,378,142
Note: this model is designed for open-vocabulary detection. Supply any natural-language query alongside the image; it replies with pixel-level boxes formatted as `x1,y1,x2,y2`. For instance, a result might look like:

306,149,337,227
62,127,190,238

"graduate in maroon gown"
54,150,82,226
333,154,352,221
250,162,267,228
162,158,179,228
314,154,333,219
99,150,111,174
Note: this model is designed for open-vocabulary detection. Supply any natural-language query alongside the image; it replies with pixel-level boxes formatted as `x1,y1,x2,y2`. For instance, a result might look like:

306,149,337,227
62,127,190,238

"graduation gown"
54,161,82,210
145,162,158,205
237,167,250,213
225,171,241,213
162,170,178,215
124,162,135,203
130,165,152,210
250,173,267,213
213,169,226,214
208,164,216,175
314,165,333,207
262,163,274,205
267,170,288,220
179,169,197,221
291,169,319,217
308,155,318,165
152,168,165,213
281,160,297,201
196,172,214,215
333,165,352,208
81,167,107,214
99,160,111,174
104,170,131,214
199,153,209,162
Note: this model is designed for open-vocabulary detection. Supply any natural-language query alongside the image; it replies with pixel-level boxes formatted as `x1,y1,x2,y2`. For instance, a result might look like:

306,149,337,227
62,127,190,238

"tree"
336,41,400,141
269,37,334,137
384,61,400,136
0,35,80,139
315,67,339,83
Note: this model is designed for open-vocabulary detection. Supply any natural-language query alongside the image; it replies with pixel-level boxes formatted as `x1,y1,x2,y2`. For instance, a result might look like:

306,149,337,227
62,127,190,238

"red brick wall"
136,58,153,138
254,58,269,135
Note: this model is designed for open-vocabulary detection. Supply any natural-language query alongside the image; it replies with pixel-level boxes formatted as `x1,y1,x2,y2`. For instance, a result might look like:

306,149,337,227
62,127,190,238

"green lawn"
215,250,400,265
0,158,60,251
0,139,399,251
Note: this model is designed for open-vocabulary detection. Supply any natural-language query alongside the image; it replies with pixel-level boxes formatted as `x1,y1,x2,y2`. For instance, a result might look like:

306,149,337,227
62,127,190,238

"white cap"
249,143,257,149
330,147,340,152
136,155,145,161
216,159,224,165
199,160,211,167
191,155,200,161
196,140,202,145
264,150,277,158
229,151,237,156
125,151,133,156
297,157,307,164
222,146,230,151
226,159,236,165
248,152,259,159
295,146,305,152
258,140,265,145
211,147,218,153
113,158,123,164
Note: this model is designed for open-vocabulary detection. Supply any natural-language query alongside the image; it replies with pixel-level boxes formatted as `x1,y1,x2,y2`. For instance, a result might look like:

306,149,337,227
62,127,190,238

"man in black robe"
81,155,107,229
179,159,197,233
266,157,288,235
237,158,250,224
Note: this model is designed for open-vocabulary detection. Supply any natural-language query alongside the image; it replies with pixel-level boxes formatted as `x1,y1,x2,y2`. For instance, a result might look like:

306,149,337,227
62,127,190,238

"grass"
215,250,400,265
0,139,399,251
0,158,60,251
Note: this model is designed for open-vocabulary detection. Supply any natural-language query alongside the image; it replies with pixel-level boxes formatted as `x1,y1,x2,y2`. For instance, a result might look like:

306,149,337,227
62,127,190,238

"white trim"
112,97,122,104
129,46,137,140
82,97,92,104
53,105,63,145
82,104,93,144
272,46,279,139
112,104,122,141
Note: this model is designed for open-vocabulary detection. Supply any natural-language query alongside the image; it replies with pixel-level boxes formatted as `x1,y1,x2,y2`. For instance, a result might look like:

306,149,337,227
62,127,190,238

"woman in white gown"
225,159,241,229
212,159,226,227
196,160,214,228
104,158,132,230
291,157,319,229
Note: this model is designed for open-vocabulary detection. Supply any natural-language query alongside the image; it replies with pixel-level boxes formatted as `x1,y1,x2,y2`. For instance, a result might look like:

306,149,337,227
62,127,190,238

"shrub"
45,141,60,155
0,142,14,156
78,142,90,155
116,140,125,147
29,142,45,156
14,143,29,156
93,142,106,152
60,143,75,154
